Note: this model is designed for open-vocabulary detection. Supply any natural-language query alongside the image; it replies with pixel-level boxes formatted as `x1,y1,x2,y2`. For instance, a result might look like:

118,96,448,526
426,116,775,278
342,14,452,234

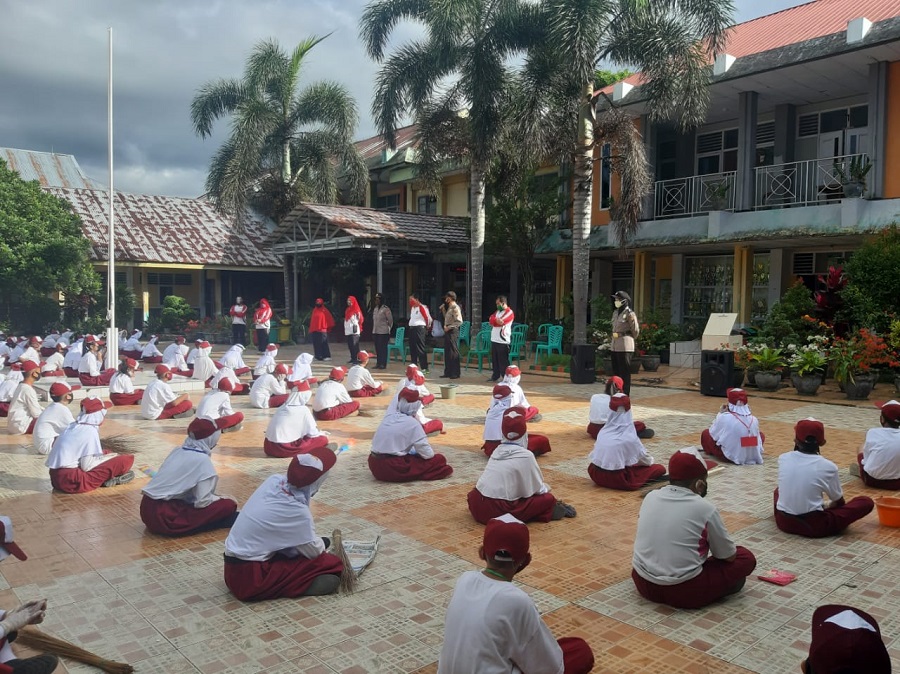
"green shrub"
160,295,196,332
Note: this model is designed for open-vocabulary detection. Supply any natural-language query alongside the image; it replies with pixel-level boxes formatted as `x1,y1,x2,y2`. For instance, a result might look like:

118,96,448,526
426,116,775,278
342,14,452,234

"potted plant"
829,328,895,400
833,155,872,199
704,179,731,211
789,346,827,395
889,318,900,395
749,347,786,392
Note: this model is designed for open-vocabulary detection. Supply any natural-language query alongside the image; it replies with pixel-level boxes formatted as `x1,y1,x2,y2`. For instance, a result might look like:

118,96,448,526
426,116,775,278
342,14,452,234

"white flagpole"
106,27,119,367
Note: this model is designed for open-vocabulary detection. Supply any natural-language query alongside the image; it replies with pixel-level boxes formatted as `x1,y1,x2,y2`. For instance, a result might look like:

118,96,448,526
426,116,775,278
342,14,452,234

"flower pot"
755,371,782,392
843,181,864,198
731,369,746,388
629,359,642,374
641,355,661,372
844,373,876,400
600,357,613,373
791,372,823,395
746,368,758,387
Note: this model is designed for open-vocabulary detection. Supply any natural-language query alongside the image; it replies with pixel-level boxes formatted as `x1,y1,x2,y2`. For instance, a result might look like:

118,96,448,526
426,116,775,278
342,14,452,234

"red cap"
876,400,900,423
405,364,419,380
608,375,624,391
0,516,27,561
330,367,345,381
200,341,211,349
501,407,528,441
668,448,709,481
49,382,72,397
188,414,242,439
727,388,748,405
609,393,631,412
266,344,278,352
398,387,420,403
274,364,288,376
21,360,41,373
294,379,311,392
505,365,521,378
483,514,530,563
84,335,97,344
413,372,425,386
287,447,336,488
806,605,891,674
155,364,171,376
217,378,235,392
795,418,826,446
492,384,512,400
358,351,371,363
30,335,42,344
124,357,138,369
81,397,112,414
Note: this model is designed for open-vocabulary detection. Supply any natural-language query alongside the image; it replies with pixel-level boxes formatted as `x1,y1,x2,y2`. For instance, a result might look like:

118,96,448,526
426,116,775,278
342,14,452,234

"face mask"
315,301,323,307
496,304,503,311
614,300,624,309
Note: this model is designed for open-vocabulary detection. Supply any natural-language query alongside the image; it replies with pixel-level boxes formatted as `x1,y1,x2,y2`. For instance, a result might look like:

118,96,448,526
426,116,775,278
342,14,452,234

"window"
375,193,400,211
696,129,737,175
750,253,770,323
147,273,192,286
683,255,734,322
599,143,612,209
611,260,633,300
417,195,437,215
797,105,868,137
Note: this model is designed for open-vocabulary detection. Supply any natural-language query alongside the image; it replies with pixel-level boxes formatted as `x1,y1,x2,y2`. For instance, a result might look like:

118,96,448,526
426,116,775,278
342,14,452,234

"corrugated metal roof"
0,147,102,189
274,203,468,246
44,188,282,269
354,124,419,164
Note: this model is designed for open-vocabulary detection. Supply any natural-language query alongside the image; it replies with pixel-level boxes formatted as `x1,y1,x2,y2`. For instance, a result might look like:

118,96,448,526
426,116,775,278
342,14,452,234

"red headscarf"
309,301,335,332
254,298,273,324
345,296,364,329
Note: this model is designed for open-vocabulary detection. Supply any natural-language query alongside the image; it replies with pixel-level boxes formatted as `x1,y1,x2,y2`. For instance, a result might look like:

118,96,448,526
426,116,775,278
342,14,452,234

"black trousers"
444,327,460,378
346,334,360,363
491,341,510,380
256,328,269,352
232,323,246,345
408,325,428,369
373,333,390,368
311,331,331,360
611,350,633,395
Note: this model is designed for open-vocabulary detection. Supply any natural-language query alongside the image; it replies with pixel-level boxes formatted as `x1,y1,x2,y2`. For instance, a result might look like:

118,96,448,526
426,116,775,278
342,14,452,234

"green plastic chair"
387,326,407,363
531,323,555,353
512,323,528,337
509,331,526,365
431,345,444,369
465,330,492,372
533,325,564,366
458,321,472,347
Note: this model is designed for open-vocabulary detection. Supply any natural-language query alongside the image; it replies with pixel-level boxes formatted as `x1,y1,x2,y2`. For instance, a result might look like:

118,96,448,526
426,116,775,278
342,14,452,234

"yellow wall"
885,61,900,198
443,176,469,217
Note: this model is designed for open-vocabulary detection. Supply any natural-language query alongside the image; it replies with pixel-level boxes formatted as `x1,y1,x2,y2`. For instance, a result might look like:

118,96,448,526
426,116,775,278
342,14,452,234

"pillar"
633,251,651,316
773,104,796,165
868,61,888,199
199,269,207,319
554,255,572,318
767,249,784,312
376,248,384,293
737,91,759,210
731,245,753,325
670,254,684,325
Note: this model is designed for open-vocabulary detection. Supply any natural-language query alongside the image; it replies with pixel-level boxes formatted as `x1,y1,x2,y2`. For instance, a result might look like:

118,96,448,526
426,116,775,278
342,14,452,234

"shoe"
637,428,655,439
551,501,577,520
531,414,543,422
323,357,331,362
422,369,430,375
173,409,195,419
101,470,135,488
439,374,450,378
449,376,460,380
4,654,60,674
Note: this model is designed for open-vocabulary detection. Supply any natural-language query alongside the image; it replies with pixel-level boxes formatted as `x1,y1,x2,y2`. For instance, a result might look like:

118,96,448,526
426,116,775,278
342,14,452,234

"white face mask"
614,300,624,309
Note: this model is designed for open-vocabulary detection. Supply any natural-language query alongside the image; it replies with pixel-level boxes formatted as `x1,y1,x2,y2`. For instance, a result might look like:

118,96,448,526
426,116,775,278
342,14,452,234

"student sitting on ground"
161,336,192,377
0,366,23,417
209,364,249,395
40,342,67,378
264,383,331,458
253,344,279,379
700,388,765,465
217,344,251,376
501,365,541,421
345,352,383,397
195,379,245,430
801,604,892,674
33,382,75,456
6,361,43,436
62,335,84,377
140,365,194,420
191,341,218,386
121,329,144,359
482,385,551,457
249,364,291,409
78,335,115,386
312,368,359,421
109,358,144,406
587,376,654,439
288,352,317,387
857,399,900,490
185,338,203,368
140,335,164,363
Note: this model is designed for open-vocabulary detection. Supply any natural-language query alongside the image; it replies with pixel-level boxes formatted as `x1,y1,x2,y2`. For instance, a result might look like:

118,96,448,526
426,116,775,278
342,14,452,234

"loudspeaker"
570,344,597,385
700,350,735,397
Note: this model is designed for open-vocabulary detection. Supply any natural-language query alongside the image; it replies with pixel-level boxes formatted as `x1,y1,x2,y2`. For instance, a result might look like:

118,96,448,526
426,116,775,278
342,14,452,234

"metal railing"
651,171,737,219
754,153,869,210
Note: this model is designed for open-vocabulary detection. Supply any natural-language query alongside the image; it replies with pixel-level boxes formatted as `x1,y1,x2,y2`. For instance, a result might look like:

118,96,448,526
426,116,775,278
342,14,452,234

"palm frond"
291,131,340,204
190,79,246,138
245,39,292,108
290,81,359,140
359,0,431,60
545,0,617,86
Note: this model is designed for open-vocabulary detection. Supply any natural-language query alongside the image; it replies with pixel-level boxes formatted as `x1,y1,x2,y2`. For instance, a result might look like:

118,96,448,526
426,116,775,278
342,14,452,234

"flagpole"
106,27,118,366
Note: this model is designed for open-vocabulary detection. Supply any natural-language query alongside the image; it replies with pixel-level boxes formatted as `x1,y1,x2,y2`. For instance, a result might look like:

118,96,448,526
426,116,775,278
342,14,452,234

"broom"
100,434,141,455
16,627,134,673
331,529,357,594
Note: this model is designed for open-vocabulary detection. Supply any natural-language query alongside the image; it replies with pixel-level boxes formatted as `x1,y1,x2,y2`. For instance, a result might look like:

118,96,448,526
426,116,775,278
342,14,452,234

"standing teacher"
344,296,364,365
439,291,463,380
407,293,432,372
371,293,393,370
610,290,640,395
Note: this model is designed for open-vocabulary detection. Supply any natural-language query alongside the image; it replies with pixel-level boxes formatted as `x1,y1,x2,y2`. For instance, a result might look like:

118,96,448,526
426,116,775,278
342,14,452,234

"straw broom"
16,627,134,673
331,529,357,594
100,434,141,455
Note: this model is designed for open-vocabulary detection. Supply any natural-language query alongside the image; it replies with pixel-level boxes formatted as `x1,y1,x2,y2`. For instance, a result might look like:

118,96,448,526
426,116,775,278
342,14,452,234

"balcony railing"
754,153,869,210
652,171,737,219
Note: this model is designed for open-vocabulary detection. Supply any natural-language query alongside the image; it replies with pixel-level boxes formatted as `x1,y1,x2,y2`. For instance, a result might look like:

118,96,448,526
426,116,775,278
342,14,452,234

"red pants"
263,435,329,458
632,546,757,609
522,406,540,421
157,399,193,420
64,367,80,378
483,434,551,458
467,488,557,524
233,367,251,377
140,494,238,537
314,401,360,421
857,452,900,490
587,420,646,439
421,393,435,406
700,429,766,462
219,412,244,428
267,393,290,408
0,402,8,417
121,350,142,360
79,369,115,386
773,488,874,538
349,385,383,397
559,637,595,674
224,553,344,601
588,462,666,491
422,419,444,435
170,369,193,378
142,356,163,364
23,418,36,435
232,383,249,395
110,391,143,406
49,454,135,494
368,452,453,482
42,369,66,377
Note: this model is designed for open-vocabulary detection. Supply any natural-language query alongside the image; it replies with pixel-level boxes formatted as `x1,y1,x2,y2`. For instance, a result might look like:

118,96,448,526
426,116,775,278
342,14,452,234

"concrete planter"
755,370,782,392
791,372,823,395
844,373,876,400
641,355,661,372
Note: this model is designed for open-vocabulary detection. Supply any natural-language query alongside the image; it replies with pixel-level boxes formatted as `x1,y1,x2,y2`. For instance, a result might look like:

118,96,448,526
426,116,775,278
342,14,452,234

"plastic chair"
458,321,472,347
512,323,528,337
533,325,564,366
465,331,492,372
509,331,526,365
431,346,444,369
531,323,554,353
387,326,407,363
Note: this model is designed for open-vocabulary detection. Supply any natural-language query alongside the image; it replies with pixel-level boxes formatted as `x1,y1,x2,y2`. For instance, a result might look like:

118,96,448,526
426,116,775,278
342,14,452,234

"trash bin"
268,327,280,344
570,343,597,385
277,321,291,343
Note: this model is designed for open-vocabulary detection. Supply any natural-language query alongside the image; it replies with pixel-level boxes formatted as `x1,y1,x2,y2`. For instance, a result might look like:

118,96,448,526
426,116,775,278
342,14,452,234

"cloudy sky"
0,0,810,197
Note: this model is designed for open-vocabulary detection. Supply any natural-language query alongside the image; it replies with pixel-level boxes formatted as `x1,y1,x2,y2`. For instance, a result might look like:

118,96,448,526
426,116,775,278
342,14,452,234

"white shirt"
860,427,900,481
230,304,247,325
289,353,314,383
122,334,143,351
162,345,189,371
141,379,177,420
41,351,65,373
45,411,115,471
408,305,430,328
776,451,843,515
142,439,220,508
253,351,278,376
78,351,102,376
708,406,764,465
210,366,241,391
219,347,247,370
311,380,351,412
196,390,235,420
7,384,42,435
63,341,84,370
475,443,549,501
141,338,162,359
633,485,737,585
109,372,135,395
345,365,381,392
162,342,188,363
438,571,564,674
0,374,22,402
185,347,201,366
250,374,287,409
371,412,434,458
33,402,75,455
490,307,514,345
483,397,512,442
18,346,40,364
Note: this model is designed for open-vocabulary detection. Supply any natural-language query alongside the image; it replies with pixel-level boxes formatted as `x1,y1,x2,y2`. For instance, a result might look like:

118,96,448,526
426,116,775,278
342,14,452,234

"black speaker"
700,350,735,397
570,343,597,385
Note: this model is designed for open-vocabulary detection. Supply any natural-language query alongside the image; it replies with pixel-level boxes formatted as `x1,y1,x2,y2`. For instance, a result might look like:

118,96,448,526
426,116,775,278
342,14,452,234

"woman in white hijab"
45,397,135,493
482,385,551,458
288,352,318,386
264,383,330,457
218,344,251,376
191,341,218,385
588,394,666,490
253,344,279,379
700,388,765,465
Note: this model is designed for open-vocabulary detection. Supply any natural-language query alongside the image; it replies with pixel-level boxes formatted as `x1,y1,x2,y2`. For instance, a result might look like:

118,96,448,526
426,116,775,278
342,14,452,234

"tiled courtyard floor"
1,345,898,673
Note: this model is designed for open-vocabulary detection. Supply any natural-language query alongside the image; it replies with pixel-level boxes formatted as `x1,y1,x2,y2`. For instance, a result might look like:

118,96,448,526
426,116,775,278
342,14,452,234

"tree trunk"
572,82,595,345
470,163,486,331
521,257,535,335
282,141,291,184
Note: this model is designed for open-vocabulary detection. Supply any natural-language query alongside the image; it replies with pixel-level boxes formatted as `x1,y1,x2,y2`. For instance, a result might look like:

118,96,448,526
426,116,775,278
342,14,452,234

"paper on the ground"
341,536,380,575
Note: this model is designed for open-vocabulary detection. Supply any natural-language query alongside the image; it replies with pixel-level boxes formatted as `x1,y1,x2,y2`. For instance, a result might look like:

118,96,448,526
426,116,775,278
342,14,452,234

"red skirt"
588,462,666,491
49,454,135,494
40,346,56,357
483,434,551,457
142,356,163,364
857,452,900,490
157,399,193,420
263,435,329,458
224,552,344,601
79,369,115,386
267,393,290,408
422,419,444,435
233,367,251,376
140,495,237,537
110,391,143,406
42,369,66,377
773,488,874,538
367,452,453,482
314,402,360,421
289,377,317,388
64,367,80,378
466,488,557,524
349,385,383,397
700,429,766,462
121,349,143,360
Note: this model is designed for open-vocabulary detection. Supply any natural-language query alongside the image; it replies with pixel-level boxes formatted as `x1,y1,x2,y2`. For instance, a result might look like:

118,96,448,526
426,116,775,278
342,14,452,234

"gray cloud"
0,0,808,197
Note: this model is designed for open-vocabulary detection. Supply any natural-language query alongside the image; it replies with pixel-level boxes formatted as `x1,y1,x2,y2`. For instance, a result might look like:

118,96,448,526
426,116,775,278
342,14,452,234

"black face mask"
315,302,323,307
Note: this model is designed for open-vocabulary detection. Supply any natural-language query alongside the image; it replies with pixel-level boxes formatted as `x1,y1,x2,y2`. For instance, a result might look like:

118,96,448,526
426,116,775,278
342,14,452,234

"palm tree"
191,36,367,221
359,0,538,330
521,0,733,344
